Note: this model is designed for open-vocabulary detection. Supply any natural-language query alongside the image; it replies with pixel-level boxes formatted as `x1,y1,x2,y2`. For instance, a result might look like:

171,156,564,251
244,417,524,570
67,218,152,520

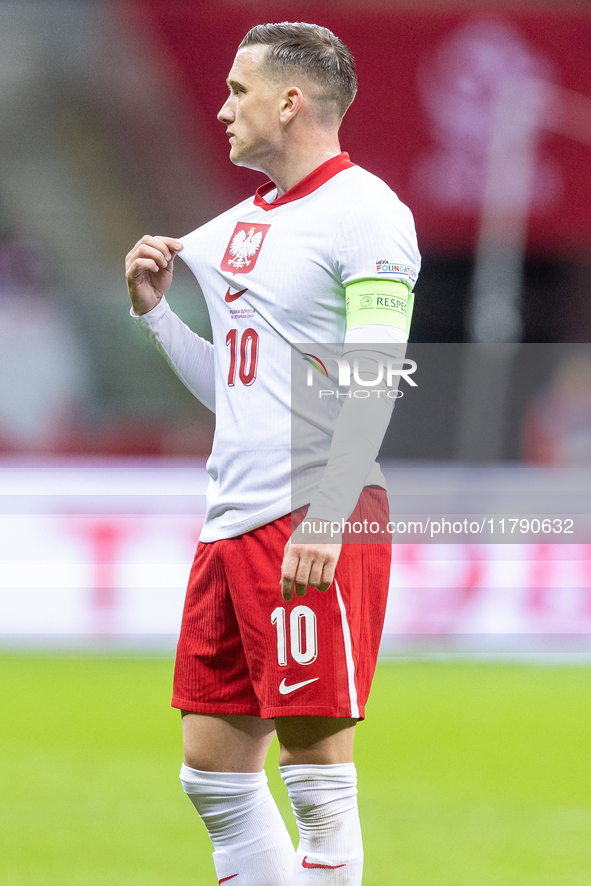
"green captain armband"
345,279,415,335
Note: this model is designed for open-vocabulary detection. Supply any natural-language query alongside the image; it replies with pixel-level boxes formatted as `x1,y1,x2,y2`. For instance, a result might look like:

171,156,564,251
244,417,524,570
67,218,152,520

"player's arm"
304,279,413,524
281,193,420,601
125,234,216,412
281,278,414,602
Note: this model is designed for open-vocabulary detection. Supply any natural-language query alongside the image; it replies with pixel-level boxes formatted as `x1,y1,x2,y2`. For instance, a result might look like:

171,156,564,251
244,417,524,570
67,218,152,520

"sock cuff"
279,762,357,785
180,763,268,792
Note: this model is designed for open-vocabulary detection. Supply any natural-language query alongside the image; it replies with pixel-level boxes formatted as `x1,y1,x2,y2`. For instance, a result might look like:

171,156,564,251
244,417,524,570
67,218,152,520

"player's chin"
230,149,261,171
229,145,246,166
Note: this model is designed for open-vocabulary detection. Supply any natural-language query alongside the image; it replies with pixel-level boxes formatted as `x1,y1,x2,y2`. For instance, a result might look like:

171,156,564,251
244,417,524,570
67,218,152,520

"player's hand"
280,526,342,602
125,235,184,315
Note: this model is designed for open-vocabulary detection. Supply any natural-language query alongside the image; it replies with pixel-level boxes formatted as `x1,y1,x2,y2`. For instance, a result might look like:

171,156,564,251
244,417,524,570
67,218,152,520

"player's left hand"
280,527,342,601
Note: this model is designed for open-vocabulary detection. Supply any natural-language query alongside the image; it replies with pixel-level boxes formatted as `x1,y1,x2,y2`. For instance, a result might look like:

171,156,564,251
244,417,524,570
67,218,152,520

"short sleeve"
332,191,420,291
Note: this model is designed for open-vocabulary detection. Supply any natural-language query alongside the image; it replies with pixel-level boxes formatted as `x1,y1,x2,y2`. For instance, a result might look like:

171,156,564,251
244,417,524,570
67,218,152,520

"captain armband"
345,279,415,335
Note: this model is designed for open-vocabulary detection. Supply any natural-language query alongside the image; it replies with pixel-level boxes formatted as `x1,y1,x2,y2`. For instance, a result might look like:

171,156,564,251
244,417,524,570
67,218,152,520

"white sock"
180,764,295,885
280,763,363,885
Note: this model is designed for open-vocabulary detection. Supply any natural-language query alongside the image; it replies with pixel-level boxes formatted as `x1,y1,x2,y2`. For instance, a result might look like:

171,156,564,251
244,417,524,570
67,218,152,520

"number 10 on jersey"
226,328,259,386
271,605,318,666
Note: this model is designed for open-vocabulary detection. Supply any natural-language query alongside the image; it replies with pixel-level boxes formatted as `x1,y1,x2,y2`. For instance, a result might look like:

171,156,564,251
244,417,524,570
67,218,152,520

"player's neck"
265,135,342,196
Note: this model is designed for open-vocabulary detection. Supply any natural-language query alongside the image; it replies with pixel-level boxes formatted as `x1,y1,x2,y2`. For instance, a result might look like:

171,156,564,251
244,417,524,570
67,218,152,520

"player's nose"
217,98,234,124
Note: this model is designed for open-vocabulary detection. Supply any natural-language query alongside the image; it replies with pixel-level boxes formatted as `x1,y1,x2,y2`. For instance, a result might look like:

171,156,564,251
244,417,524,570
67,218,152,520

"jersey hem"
171,697,262,716
170,698,366,720
261,704,365,721
199,479,387,542
199,504,292,542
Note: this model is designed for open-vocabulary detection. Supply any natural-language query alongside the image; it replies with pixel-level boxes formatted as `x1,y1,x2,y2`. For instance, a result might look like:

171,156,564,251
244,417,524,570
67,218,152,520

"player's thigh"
182,711,276,772
275,716,357,766
225,519,356,719
225,498,390,721
173,539,262,717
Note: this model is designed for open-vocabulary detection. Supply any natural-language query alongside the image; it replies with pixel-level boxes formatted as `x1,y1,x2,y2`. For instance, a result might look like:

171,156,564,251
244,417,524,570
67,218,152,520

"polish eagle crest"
228,226,264,269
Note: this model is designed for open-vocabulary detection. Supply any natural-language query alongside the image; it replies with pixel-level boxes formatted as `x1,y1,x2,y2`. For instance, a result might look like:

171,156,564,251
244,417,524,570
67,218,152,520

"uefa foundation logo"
302,351,417,398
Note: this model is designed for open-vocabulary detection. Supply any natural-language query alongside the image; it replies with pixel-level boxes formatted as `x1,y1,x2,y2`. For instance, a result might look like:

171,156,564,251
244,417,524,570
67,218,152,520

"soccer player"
125,22,419,885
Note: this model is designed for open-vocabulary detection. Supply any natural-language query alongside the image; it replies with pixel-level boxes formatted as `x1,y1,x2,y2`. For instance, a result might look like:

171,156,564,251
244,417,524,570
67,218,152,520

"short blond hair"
239,22,357,120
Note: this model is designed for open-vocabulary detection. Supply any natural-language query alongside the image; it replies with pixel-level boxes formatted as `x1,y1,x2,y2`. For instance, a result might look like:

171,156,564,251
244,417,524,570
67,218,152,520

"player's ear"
279,86,303,124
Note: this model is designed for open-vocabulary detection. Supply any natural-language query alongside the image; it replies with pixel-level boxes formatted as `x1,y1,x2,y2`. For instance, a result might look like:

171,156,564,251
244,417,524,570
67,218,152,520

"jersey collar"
253,152,355,211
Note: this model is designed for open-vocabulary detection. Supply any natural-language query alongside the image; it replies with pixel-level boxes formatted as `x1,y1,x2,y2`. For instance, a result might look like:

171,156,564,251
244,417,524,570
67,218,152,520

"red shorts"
172,486,391,719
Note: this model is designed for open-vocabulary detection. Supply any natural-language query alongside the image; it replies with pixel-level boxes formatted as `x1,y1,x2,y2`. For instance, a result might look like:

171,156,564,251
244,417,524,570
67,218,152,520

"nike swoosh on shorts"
302,856,347,869
224,287,248,303
218,875,239,884
278,677,319,695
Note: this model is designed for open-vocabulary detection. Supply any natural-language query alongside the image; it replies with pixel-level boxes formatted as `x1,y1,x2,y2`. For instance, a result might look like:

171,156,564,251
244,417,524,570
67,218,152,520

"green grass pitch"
1,653,590,885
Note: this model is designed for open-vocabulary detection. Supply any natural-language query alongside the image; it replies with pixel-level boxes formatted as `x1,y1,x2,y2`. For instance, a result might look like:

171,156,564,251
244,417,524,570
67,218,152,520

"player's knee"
179,764,271,836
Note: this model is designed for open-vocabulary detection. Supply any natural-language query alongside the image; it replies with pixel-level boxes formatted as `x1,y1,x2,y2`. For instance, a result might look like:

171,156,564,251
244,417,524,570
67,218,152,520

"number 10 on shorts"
271,605,318,666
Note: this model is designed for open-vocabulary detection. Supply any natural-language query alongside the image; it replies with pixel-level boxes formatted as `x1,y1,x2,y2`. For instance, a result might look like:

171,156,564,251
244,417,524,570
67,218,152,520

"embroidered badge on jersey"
221,222,271,274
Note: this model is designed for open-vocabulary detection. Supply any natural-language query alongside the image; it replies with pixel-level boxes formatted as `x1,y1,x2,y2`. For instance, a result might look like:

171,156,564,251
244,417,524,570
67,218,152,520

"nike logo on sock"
224,287,248,303
218,875,239,884
279,677,319,695
302,856,346,870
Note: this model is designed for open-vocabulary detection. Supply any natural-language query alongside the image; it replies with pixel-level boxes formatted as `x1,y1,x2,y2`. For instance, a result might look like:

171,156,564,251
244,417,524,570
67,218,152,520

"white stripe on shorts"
335,579,359,718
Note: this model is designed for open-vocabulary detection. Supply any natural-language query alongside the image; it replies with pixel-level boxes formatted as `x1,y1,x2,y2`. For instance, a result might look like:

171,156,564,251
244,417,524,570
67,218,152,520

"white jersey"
135,153,420,541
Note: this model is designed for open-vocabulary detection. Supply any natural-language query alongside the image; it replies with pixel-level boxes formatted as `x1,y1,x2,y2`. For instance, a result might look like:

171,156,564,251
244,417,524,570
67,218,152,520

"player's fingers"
281,549,299,602
154,235,183,252
146,235,183,261
309,571,332,592
294,557,312,597
127,243,172,271
126,238,169,266
281,579,295,602
126,256,160,278
307,559,325,590
136,234,181,260
126,238,180,275
317,556,338,592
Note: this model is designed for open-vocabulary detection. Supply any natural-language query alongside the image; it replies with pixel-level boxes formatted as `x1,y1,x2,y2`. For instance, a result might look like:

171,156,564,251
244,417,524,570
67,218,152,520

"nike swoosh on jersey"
279,677,320,695
302,856,346,870
218,875,239,884
224,287,248,303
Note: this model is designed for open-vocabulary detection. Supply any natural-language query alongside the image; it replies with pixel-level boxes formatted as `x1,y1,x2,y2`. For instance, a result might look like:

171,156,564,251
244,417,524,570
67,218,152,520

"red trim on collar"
253,152,355,211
